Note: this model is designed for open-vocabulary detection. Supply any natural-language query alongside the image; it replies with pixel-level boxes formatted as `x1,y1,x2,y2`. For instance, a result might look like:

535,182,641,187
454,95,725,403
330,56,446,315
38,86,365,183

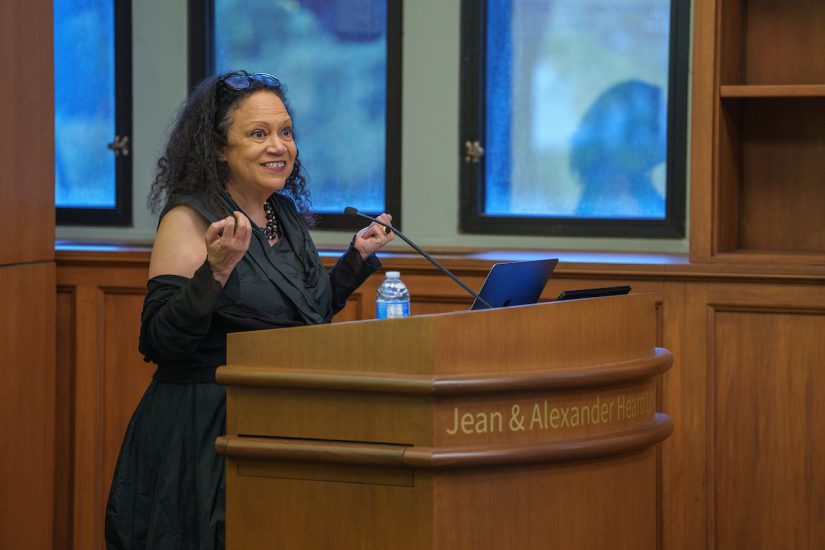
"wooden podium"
216,293,672,549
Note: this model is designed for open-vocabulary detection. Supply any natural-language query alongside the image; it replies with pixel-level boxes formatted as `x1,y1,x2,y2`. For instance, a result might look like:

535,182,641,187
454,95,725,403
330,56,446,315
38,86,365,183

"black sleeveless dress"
105,191,379,549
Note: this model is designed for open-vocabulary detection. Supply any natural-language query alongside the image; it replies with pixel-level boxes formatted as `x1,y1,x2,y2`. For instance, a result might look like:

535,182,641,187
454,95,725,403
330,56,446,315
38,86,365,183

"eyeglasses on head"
218,70,281,92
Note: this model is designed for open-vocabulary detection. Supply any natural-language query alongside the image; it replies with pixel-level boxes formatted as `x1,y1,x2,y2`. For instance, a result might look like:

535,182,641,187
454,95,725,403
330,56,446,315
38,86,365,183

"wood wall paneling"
0,263,56,549
656,282,709,549
706,285,825,549
1,1,55,549
56,257,153,550
688,0,718,262
0,0,55,265
67,285,155,550
334,293,363,323
70,284,105,550
55,289,76,549
714,308,825,548
102,290,155,480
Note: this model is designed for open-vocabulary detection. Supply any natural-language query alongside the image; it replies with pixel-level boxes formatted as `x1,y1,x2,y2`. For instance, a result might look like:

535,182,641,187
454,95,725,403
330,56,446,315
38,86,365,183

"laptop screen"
470,259,559,310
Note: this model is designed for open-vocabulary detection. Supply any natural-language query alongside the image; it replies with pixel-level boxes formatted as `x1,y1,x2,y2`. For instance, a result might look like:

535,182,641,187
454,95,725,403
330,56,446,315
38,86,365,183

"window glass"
213,0,388,214
54,0,116,208
480,0,679,224
486,0,671,219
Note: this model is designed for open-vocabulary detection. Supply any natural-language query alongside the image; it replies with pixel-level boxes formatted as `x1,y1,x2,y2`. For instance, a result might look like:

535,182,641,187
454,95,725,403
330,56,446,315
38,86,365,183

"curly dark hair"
147,70,314,224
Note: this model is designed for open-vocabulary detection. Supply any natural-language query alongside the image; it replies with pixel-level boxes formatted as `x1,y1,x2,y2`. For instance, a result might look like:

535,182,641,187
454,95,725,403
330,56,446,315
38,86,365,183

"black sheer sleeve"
327,243,382,314
138,260,237,363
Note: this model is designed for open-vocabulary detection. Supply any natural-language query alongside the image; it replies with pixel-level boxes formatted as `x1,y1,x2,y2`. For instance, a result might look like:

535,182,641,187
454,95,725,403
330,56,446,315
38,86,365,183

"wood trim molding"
56,244,825,283
216,413,672,469
218,348,672,395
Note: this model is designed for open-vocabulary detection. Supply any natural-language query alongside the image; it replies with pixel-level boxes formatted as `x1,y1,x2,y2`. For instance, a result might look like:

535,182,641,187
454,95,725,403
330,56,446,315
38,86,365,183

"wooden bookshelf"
691,0,825,266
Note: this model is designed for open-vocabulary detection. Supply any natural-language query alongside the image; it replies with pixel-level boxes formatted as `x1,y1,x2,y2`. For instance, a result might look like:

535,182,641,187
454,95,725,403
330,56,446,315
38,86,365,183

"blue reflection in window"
484,0,670,220
54,0,116,208
569,80,666,218
214,0,387,214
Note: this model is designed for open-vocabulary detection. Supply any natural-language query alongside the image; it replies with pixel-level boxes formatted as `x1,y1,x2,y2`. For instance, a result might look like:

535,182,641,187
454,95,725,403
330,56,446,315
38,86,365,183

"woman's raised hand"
205,211,252,286
353,213,395,259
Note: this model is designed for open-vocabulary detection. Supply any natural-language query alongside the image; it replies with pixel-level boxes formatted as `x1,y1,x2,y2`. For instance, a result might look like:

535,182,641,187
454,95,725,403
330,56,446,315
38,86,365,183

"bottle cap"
385,271,400,278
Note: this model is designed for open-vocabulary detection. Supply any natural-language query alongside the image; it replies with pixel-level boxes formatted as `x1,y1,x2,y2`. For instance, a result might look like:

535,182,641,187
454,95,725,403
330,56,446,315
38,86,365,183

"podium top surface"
227,293,657,377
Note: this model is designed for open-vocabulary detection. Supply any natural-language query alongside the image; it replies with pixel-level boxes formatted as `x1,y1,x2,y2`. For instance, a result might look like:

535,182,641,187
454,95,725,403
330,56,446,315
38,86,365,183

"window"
460,0,689,238
55,0,132,226
190,0,402,231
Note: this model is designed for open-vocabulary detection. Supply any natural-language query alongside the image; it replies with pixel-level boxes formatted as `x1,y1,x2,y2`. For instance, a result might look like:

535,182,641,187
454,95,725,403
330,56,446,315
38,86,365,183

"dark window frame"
459,0,690,239
57,0,133,227
188,0,403,232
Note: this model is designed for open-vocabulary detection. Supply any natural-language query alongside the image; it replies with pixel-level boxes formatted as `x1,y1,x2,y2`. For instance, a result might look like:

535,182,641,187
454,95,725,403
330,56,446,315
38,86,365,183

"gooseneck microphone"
345,207,492,309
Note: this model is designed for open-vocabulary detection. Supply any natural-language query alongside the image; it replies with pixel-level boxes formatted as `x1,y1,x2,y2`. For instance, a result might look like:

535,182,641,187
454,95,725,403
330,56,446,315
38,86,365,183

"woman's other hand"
205,211,252,286
353,213,395,259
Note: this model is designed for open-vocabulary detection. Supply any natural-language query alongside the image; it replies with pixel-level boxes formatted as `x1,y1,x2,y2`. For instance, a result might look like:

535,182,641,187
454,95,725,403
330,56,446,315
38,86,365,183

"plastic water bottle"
376,271,410,319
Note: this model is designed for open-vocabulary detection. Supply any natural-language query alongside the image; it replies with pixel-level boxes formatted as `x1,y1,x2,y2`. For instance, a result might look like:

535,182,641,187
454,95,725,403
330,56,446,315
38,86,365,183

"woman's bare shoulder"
148,204,210,279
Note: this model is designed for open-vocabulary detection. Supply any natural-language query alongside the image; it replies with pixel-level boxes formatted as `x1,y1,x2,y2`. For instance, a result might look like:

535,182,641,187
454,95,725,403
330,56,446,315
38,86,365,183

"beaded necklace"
262,202,282,240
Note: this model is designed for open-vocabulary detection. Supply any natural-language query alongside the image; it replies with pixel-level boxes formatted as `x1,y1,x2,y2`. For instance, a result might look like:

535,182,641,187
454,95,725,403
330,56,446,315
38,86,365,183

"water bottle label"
386,302,409,318
376,301,410,319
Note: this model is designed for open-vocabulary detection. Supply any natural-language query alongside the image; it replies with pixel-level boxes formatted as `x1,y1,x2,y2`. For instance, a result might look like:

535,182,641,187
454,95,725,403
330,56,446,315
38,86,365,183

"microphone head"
343,206,359,216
